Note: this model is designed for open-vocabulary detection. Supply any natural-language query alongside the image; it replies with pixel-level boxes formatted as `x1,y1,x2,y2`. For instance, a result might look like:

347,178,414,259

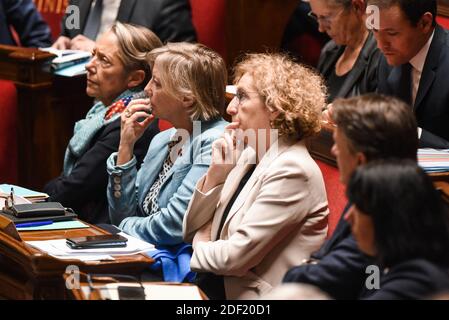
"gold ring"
125,110,131,118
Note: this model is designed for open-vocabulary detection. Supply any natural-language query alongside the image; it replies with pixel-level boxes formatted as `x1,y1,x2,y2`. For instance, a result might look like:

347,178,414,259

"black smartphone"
66,234,128,249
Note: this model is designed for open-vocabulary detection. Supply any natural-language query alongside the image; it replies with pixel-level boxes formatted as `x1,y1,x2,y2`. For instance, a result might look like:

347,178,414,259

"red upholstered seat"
189,0,226,61
0,80,18,183
437,17,449,30
315,159,347,238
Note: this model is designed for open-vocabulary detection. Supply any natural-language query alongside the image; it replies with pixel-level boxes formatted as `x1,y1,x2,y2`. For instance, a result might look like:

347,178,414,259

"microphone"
130,91,153,123
132,91,152,115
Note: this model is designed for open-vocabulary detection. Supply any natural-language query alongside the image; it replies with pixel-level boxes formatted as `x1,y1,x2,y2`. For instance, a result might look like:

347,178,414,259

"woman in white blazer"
183,53,329,299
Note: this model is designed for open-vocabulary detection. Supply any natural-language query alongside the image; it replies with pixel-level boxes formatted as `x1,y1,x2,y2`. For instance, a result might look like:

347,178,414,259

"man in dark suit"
0,0,52,47
372,0,449,148
283,94,419,299
53,0,196,51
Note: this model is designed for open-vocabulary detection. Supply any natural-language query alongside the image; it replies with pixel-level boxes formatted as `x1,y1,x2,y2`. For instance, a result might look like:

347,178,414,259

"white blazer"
183,137,329,299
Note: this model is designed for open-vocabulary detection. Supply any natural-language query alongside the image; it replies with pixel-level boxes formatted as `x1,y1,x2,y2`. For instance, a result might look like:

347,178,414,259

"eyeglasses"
307,8,345,26
232,89,260,107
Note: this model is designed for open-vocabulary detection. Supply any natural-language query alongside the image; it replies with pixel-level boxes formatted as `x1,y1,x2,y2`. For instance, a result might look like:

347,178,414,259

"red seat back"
0,80,18,183
316,160,347,238
437,16,449,30
189,0,226,61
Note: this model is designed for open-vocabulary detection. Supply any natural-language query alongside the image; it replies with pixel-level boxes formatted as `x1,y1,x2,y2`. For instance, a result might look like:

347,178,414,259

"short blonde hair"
147,42,226,121
110,22,163,85
233,53,326,140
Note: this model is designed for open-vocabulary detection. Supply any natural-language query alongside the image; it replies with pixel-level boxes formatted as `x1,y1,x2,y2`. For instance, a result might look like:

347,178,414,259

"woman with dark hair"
346,159,449,299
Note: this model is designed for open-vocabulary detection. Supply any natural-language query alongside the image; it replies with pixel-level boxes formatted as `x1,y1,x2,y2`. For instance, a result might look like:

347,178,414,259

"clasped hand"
202,122,245,191
120,99,154,146
116,99,153,165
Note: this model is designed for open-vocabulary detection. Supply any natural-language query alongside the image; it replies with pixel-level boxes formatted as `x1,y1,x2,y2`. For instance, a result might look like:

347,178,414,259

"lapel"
139,132,172,199
319,43,344,80
210,149,257,240
337,32,375,98
116,0,137,22
414,26,444,111
215,138,293,239
79,0,93,32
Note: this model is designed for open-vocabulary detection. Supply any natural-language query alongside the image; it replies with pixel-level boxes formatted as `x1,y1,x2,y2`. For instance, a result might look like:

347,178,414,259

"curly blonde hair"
233,53,326,140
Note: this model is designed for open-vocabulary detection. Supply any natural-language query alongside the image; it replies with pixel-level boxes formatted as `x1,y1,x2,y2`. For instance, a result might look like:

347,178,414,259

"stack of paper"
0,184,49,203
16,220,89,232
25,233,155,262
418,148,449,173
39,47,90,77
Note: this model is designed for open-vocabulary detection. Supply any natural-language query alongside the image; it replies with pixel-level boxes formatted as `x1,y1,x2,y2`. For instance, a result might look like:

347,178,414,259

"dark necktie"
84,0,103,40
398,62,413,106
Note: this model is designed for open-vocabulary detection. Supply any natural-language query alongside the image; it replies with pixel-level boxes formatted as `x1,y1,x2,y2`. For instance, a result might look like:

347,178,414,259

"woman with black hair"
346,159,449,299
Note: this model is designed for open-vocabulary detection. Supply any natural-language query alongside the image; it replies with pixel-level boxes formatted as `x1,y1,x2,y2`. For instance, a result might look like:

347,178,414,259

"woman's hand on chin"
202,122,244,192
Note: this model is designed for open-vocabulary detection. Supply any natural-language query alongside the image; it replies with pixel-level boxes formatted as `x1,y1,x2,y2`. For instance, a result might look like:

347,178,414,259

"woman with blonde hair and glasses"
44,22,162,224
107,42,227,248
183,53,329,299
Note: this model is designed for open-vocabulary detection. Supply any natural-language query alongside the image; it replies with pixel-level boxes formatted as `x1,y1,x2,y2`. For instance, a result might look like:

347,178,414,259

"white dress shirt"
94,0,122,39
409,30,434,106
409,30,434,138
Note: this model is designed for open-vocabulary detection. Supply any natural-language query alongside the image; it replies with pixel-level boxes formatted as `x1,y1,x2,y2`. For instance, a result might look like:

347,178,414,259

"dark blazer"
44,117,159,224
0,0,52,47
61,0,196,43
318,32,381,102
360,259,449,300
378,25,449,149
283,204,373,300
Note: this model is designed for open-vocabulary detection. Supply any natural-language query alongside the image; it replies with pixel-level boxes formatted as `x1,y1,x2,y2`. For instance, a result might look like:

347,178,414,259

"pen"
15,220,53,228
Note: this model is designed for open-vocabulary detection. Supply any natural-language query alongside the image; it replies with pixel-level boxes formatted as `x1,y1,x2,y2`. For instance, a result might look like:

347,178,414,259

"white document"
25,232,154,262
418,148,449,173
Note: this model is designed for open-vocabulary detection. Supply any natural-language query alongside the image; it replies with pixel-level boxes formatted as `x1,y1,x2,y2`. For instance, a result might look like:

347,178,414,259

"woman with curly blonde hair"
183,53,329,299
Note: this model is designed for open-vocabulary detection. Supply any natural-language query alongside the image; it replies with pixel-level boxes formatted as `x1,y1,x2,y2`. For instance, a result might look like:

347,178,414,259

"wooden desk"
225,0,299,65
0,216,153,299
66,274,207,300
0,45,92,190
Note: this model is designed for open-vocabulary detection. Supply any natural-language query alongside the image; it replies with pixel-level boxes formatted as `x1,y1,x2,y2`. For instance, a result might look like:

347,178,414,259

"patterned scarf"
142,137,183,215
63,89,138,176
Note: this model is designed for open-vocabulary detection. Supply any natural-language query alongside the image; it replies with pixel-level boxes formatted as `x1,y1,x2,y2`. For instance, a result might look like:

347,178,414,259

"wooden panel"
225,0,299,65
0,217,153,300
0,45,92,190
439,0,449,17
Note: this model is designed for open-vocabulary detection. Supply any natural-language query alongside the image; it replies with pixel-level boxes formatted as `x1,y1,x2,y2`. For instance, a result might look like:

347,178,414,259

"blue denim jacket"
106,118,227,246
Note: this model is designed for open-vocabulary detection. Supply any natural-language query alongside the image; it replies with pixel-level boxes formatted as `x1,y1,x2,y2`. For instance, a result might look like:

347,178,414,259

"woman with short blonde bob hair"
107,42,228,249
183,53,329,299
147,42,226,121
